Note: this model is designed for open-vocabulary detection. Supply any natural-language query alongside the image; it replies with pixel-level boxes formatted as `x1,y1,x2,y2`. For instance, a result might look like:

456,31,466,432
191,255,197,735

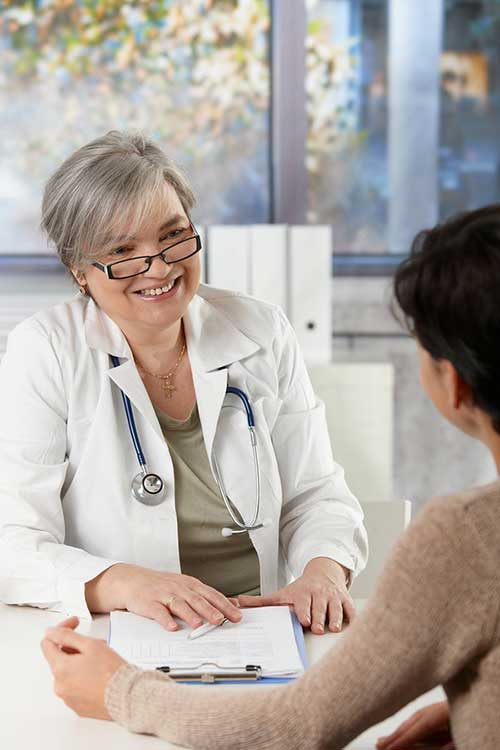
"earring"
79,285,87,296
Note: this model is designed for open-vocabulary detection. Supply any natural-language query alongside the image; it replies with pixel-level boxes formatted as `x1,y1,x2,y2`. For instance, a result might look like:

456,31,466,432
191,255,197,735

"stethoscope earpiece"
221,517,272,537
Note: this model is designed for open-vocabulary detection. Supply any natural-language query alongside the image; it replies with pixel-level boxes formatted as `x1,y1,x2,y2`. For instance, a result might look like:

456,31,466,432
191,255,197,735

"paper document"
109,606,305,678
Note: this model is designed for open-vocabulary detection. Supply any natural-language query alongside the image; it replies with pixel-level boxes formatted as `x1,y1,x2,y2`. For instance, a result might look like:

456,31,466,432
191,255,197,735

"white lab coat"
0,284,367,618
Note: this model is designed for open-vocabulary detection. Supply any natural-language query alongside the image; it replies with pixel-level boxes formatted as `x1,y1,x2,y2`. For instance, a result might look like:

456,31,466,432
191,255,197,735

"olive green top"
155,404,260,598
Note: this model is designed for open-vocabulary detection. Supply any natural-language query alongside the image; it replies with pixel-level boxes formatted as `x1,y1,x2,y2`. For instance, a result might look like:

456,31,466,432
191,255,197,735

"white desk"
0,603,444,749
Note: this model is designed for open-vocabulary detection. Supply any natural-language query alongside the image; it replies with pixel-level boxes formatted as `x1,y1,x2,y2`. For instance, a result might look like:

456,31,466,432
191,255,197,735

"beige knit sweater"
105,482,500,749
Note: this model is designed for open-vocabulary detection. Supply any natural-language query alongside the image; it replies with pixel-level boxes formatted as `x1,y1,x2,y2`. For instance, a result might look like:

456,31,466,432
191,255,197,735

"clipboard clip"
156,662,263,683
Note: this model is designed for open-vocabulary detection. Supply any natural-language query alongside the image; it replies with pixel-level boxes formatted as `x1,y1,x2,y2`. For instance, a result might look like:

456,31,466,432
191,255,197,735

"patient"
41,205,500,748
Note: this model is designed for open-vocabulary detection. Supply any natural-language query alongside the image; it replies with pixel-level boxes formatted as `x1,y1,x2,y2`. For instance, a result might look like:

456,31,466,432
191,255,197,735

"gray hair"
41,131,196,271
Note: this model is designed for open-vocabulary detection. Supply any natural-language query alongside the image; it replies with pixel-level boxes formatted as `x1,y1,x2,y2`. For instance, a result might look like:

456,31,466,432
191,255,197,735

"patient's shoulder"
406,480,500,578
423,480,500,531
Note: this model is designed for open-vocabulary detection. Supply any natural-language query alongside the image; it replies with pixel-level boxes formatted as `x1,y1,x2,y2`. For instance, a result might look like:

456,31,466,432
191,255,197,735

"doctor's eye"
160,227,189,243
109,246,131,257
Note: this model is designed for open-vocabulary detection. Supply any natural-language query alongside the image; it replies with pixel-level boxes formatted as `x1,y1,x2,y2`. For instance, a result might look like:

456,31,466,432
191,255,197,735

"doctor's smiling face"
42,131,199,342
75,182,201,336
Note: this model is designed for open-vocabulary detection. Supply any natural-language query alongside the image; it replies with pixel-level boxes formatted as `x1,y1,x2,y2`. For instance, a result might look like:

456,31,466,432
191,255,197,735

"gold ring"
164,595,176,608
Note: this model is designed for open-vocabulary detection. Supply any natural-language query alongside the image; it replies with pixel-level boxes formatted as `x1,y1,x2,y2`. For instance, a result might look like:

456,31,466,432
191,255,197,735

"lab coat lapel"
184,288,260,466
106,359,163,440
83,298,162,439
193,367,228,466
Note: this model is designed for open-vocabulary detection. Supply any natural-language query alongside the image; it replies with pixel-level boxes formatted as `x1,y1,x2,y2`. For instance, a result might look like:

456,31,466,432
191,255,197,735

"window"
440,1,500,220
3,0,500,267
307,0,389,254
306,0,500,259
0,0,271,254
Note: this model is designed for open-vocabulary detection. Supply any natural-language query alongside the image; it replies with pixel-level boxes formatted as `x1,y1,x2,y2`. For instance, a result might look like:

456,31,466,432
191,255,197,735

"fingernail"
315,624,324,633
304,616,311,626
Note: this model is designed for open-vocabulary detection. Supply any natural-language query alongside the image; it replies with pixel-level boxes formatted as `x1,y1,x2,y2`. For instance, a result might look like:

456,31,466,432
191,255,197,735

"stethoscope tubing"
111,356,263,532
111,354,147,468
226,386,255,427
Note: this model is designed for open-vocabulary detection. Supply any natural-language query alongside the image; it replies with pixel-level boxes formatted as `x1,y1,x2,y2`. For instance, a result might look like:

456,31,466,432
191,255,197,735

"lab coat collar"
185,289,261,473
83,287,261,370
83,297,132,359
183,288,260,372
82,290,261,448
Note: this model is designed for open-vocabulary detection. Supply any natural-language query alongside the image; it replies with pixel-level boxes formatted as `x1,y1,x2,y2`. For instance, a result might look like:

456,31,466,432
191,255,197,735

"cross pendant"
161,379,175,398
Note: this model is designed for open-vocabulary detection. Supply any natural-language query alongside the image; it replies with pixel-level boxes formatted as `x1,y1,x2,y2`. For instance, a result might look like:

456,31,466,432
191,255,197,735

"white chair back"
309,363,394,503
350,500,412,600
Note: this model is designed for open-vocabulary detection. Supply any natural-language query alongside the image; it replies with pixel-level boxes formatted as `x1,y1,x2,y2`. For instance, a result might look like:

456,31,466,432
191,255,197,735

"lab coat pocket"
271,399,335,496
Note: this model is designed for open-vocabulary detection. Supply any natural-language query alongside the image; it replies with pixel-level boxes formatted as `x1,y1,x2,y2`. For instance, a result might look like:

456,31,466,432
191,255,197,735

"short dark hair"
394,204,500,433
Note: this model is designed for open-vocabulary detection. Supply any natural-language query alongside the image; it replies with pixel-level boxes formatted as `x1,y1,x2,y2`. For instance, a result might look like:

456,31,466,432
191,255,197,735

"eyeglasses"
92,227,202,280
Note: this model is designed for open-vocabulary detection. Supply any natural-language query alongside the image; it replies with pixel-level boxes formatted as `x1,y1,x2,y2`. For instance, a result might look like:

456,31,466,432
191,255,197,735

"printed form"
109,606,305,678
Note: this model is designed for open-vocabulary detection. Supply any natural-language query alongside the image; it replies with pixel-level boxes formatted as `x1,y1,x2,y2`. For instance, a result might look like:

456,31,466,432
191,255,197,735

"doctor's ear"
71,270,88,296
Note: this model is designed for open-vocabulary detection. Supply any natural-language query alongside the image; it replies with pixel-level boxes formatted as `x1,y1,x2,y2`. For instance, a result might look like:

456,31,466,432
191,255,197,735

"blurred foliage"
0,0,269,153
0,0,362,229
306,0,379,248
306,4,359,176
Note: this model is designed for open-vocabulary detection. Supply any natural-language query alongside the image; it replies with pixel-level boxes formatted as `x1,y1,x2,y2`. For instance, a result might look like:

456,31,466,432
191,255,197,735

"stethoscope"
111,356,270,536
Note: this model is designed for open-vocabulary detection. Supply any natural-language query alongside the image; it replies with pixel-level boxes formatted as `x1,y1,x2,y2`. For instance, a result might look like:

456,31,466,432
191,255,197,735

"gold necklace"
138,342,186,399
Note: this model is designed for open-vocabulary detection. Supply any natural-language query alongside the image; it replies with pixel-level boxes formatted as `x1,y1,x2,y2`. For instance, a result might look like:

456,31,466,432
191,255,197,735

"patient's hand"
376,701,453,750
237,557,354,634
41,616,126,720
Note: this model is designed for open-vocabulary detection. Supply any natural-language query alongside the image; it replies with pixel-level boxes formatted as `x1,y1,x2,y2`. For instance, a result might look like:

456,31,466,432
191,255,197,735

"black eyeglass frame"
92,229,202,280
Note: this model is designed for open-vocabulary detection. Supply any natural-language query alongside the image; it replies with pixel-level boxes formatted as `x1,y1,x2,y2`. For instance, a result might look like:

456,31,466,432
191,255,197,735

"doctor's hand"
376,701,453,750
237,557,354,634
41,616,125,720
85,564,242,632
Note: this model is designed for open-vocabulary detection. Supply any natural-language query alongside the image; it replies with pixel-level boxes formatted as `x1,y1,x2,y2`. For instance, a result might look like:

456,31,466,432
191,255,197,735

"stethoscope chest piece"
131,471,167,506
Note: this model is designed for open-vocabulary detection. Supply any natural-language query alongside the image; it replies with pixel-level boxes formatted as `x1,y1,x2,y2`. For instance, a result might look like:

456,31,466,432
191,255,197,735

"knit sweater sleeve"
105,499,499,749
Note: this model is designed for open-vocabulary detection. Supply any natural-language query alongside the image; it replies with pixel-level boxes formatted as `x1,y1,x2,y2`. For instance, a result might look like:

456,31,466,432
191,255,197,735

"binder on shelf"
249,224,287,309
288,225,332,365
207,225,250,293
197,225,207,283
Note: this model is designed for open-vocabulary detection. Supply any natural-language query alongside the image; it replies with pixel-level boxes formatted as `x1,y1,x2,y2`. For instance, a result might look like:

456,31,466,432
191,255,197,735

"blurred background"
1,0,498,510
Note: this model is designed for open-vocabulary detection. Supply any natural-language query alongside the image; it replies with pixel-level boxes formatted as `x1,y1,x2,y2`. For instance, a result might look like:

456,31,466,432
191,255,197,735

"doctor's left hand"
41,616,126,720
237,557,354,634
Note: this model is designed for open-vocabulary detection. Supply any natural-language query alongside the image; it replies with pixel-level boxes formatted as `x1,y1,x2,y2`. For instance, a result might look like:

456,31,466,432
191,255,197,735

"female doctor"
0,131,367,635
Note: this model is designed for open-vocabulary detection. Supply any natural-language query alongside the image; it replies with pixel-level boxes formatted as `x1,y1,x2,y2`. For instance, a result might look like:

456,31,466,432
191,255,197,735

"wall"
332,276,496,513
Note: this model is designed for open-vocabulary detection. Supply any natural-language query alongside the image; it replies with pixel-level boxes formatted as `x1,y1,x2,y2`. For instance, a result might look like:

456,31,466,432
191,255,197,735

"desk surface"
0,603,443,749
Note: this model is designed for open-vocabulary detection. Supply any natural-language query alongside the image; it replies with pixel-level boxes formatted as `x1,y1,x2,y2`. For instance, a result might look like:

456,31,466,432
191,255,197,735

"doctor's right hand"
85,564,242,631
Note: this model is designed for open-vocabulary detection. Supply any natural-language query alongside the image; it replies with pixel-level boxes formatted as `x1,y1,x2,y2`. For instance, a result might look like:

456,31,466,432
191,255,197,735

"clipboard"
153,613,308,685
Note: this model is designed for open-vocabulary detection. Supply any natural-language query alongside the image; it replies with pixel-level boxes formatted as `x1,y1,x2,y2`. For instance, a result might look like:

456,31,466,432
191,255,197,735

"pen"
188,618,228,640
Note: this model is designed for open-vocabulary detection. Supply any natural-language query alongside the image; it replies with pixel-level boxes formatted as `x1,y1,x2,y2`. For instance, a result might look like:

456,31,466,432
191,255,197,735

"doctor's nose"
144,252,173,279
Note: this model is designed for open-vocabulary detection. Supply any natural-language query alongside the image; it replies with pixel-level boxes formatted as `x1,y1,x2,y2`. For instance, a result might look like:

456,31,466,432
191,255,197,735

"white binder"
206,226,250,293
288,225,332,364
249,224,287,309
197,225,207,284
